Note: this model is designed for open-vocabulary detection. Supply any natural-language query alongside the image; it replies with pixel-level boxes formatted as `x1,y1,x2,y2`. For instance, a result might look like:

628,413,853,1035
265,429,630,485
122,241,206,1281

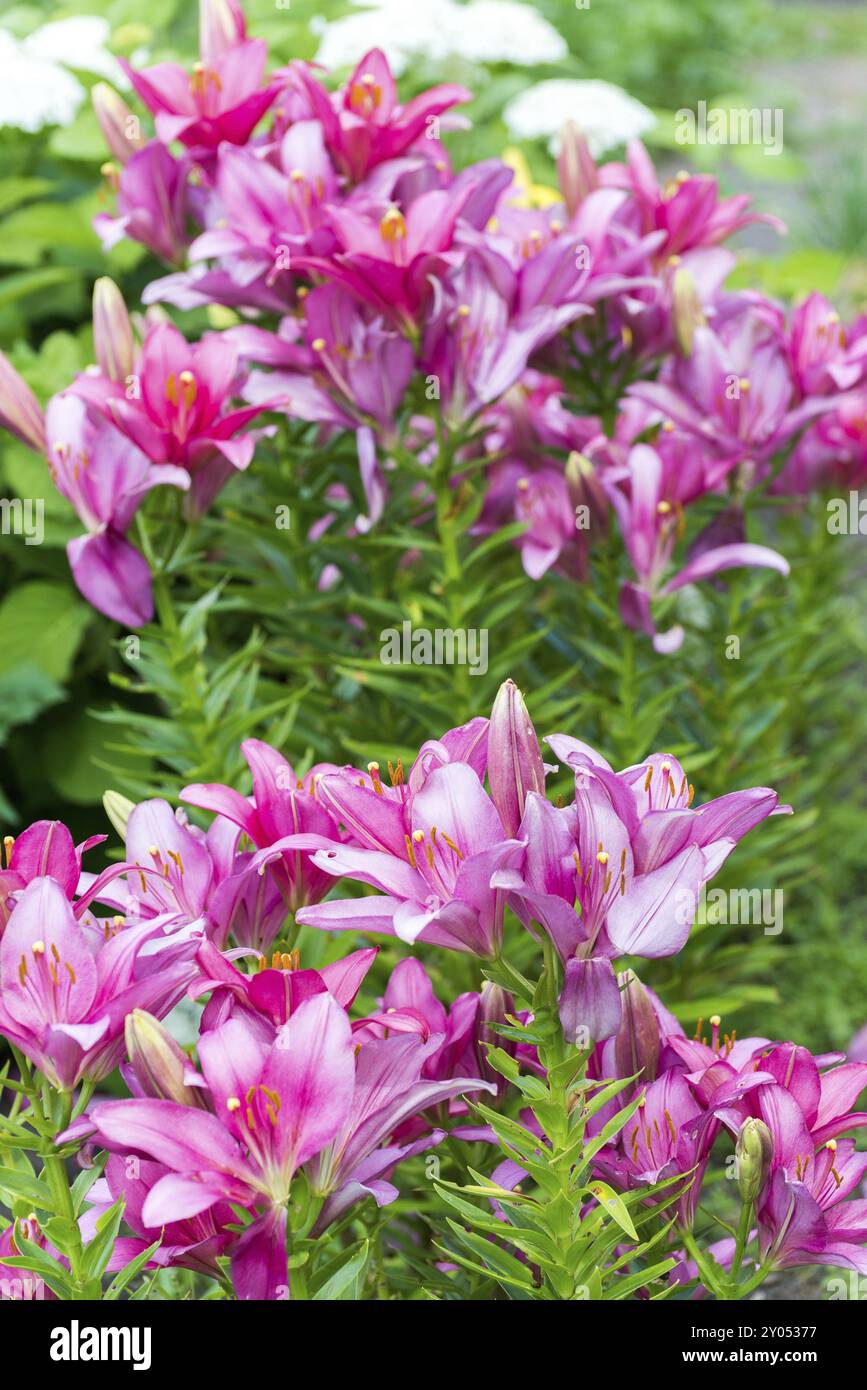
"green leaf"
582,1182,639,1241
103,1239,162,1301
0,581,91,683
312,1240,369,1300
82,1196,125,1283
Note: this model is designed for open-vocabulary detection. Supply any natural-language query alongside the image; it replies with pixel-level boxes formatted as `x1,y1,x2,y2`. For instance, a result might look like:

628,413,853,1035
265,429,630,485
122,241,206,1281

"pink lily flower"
70,318,266,517
0,877,200,1090
191,937,378,1032
94,143,192,266
628,303,834,477
605,442,790,652
0,819,133,933
286,48,470,184
182,123,340,311
420,245,588,427
108,797,292,953
45,393,188,627
241,284,415,436
291,184,475,335
787,293,867,398
505,729,789,1041
606,140,785,262
120,27,281,155
592,1069,713,1226
182,738,345,917
83,1154,237,1280
758,1141,867,1275
294,760,526,956
84,996,492,1297
0,1217,59,1300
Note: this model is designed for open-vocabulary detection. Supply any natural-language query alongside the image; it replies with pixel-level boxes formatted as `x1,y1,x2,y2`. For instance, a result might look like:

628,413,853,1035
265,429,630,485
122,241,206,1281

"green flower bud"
736,1118,773,1203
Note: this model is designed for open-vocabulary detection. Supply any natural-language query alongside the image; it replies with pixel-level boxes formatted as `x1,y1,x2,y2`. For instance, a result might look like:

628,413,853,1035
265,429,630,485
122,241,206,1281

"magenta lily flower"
592,1069,713,1226
758,1141,867,1275
182,738,344,918
94,142,191,266
295,760,525,956
291,184,475,336
192,937,378,1032
420,245,588,427
110,797,293,953
606,442,790,652
83,1153,237,1279
45,392,188,627
0,819,132,933
609,140,784,261
628,304,834,476
84,995,492,1297
70,320,265,517
120,31,280,154
182,123,340,312
288,48,470,184
0,1217,59,1300
242,284,415,436
0,877,200,1090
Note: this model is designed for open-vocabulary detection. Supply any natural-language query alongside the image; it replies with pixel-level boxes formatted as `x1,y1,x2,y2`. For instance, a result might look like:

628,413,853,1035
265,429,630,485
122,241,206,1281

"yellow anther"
379,207,407,242
312,337,326,351
738,377,750,393
226,1097,241,1112
178,370,197,407
596,850,609,865
412,829,425,843
32,941,45,957
661,419,676,432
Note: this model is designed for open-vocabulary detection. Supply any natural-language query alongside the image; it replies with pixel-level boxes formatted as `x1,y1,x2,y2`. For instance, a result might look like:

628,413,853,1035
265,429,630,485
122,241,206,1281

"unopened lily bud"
559,953,622,1046
736,1118,773,1203
566,450,608,525
91,83,145,165
103,790,136,841
488,679,545,836
93,279,136,383
477,980,515,1086
199,0,246,66
672,267,706,357
614,969,660,1084
557,121,598,217
125,1010,206,1107
0,349,45,454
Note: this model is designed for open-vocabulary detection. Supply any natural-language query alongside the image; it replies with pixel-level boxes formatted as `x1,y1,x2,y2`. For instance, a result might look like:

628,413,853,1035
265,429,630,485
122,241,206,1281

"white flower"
316,0,567,75
503,79,656,157
0,16,126,133
23,17,126,85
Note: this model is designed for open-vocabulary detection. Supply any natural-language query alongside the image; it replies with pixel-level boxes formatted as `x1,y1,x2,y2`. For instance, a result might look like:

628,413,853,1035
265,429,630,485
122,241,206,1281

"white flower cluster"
0,16,126,133
503,78,655,156
315,0,568,75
